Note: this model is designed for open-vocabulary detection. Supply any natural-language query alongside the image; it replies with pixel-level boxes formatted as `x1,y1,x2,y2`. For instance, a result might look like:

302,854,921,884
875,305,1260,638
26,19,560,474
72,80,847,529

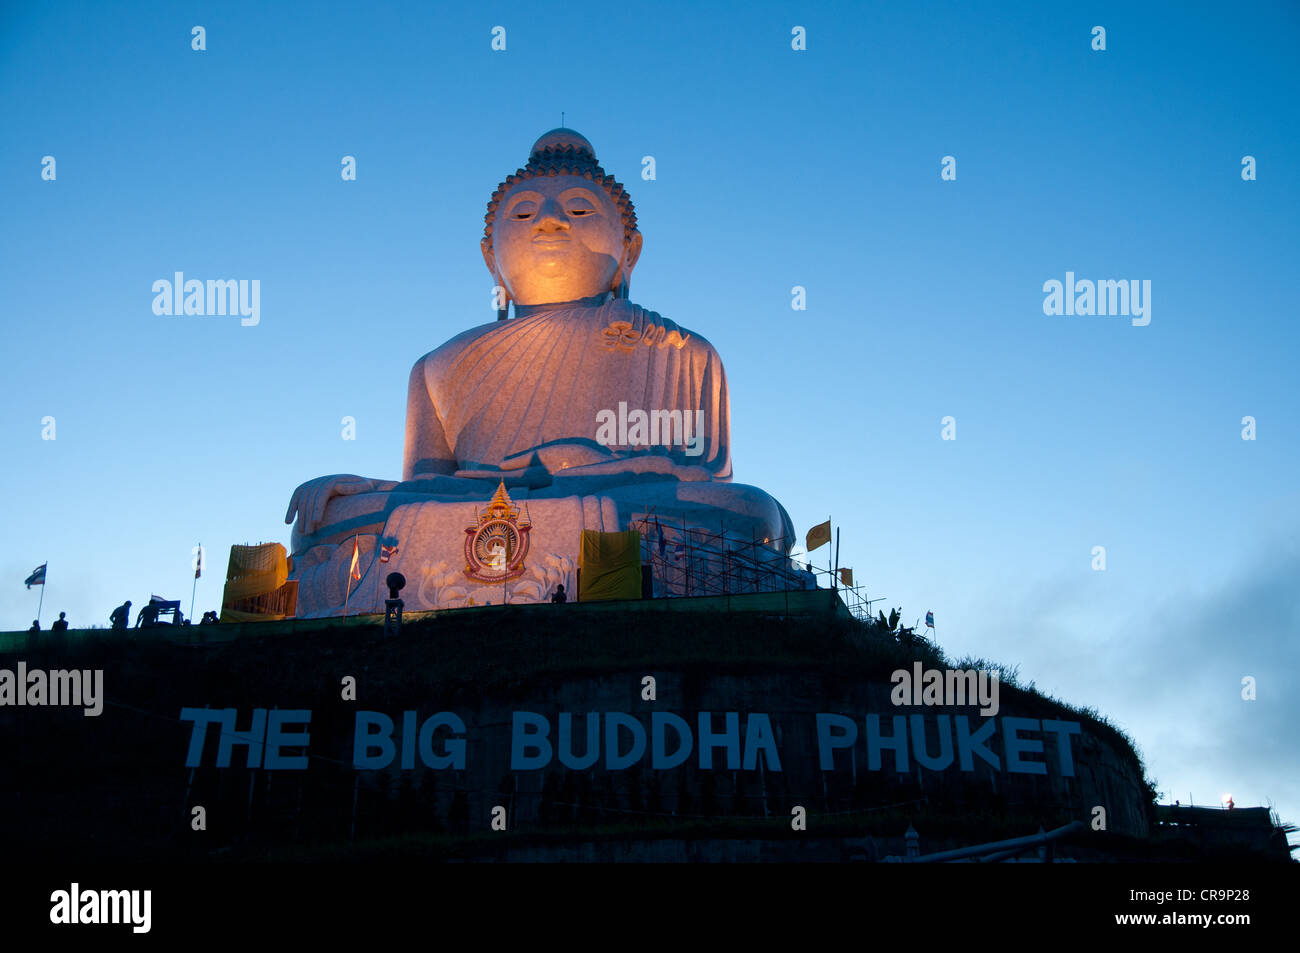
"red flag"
349,537,361,581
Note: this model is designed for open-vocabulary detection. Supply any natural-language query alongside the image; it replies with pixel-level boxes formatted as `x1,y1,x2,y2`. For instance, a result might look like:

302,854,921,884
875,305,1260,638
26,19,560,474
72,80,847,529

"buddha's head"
482,129,643,308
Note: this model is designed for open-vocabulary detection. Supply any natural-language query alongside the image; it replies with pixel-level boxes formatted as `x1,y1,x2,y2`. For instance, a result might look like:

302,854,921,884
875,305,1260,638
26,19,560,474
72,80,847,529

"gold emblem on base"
464,480,532,582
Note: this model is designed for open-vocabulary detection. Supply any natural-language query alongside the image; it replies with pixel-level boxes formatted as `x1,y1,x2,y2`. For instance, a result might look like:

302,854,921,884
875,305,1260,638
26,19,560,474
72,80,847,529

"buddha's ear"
480,237,497,277
622,229,643,277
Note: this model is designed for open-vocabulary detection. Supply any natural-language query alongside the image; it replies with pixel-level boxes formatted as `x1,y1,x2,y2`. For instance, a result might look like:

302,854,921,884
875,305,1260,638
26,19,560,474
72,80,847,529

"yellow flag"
806,519,831,552
349,536,361,581
838,567,853,587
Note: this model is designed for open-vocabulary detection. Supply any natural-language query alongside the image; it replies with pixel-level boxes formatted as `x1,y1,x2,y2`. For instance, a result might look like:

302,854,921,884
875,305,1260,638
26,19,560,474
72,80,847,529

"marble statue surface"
284,128,804,616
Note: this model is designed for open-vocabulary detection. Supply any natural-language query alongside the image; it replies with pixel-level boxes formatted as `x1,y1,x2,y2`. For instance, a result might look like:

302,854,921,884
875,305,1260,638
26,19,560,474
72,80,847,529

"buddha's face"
484,174,641,305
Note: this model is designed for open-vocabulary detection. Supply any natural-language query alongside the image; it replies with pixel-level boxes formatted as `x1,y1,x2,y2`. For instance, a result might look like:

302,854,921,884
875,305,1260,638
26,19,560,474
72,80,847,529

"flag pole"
190,543,200,623
343,534,357,619
833,527,840,591
36,565,46,626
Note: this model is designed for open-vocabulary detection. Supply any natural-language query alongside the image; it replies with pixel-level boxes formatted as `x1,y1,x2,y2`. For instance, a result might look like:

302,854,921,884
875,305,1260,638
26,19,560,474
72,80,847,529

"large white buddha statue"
284,128,801,615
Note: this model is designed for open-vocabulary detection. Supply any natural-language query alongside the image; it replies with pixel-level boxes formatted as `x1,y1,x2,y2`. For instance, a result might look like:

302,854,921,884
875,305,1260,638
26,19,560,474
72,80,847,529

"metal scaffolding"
627,514,877,620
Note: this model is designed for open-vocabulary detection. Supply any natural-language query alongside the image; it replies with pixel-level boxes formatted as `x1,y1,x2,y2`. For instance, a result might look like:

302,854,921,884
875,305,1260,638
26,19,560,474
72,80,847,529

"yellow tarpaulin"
222,543,296,621
578,530,642,602
219,581,298,623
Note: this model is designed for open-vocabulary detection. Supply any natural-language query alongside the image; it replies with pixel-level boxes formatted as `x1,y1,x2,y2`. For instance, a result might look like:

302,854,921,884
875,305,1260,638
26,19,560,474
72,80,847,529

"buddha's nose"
534,198,569,232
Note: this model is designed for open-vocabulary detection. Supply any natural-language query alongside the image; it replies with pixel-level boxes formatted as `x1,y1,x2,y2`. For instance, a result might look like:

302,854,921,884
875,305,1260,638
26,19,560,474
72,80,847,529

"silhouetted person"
551,584,567,604
200,610,219,625
51,611,68,633
135,601,159,628
110,600,132,630
27,620,40,634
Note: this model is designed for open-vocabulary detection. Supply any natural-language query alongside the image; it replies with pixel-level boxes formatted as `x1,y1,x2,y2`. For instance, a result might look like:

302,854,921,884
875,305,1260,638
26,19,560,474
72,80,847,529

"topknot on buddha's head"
529,128,597,160
483,128,638,247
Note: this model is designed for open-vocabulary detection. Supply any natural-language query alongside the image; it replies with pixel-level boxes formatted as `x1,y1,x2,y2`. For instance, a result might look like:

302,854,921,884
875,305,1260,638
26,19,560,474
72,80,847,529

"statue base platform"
289,483,810,618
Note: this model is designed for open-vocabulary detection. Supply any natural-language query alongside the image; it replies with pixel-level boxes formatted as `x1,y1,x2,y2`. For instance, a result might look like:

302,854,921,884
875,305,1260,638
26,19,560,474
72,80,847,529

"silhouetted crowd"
25,601,222,634
106,598,222,629
27,611,69,634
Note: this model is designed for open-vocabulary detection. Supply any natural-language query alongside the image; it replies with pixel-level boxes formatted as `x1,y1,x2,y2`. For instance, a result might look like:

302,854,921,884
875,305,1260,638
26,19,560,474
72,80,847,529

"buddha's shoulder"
410,319,503,375
613,299,718,354
410,300,719,376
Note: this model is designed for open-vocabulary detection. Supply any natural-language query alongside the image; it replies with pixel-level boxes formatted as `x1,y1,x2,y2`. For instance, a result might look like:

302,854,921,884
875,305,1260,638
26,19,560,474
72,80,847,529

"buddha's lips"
532,235,570,244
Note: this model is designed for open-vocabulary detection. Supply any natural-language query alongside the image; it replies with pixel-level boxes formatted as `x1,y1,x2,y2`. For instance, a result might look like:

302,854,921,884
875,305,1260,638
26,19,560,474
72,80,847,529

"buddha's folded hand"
500,442,614,472
284,474,398,536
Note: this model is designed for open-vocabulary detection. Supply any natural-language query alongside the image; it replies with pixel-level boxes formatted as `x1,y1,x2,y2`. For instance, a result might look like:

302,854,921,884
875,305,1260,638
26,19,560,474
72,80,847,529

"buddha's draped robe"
404,296,732,482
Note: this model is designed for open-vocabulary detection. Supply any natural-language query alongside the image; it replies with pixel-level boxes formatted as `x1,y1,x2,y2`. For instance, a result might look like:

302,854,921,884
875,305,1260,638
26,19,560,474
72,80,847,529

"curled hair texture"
484,142,637,247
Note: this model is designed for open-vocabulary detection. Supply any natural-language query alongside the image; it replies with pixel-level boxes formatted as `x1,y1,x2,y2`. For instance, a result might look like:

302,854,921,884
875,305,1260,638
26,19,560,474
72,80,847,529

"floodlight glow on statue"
284,129,800,614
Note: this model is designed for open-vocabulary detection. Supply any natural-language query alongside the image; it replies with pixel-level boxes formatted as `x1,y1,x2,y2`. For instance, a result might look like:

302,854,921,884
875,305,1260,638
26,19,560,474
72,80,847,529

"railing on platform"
884,820,1085,863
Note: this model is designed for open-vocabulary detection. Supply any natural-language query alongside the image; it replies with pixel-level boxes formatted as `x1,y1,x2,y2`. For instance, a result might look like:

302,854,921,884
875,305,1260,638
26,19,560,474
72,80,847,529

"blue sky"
2,1,1297,845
